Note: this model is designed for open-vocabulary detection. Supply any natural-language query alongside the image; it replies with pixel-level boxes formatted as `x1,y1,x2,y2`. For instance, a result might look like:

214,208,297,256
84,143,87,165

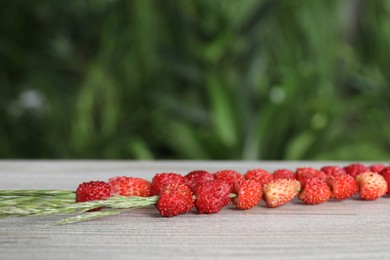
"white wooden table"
1,161,390,260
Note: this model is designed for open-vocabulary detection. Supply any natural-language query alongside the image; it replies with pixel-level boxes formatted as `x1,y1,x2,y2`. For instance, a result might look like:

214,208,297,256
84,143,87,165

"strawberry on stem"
343,163,369,179
245,168,274,187
380,167,390,195
296,167,327,186
157,193,193,218
76,181,111,211
156,183,194,217
263,179,301,208
298,177,330,205
233,180,262,210
160,183,194,197
214,170,244,192
356,172,388,200
369,164,385,173
184,170,214,191
195,179,231,214
327,173,358,200
109,176,151,197
150,173,185,196
273,169,296,180
320,166,346,178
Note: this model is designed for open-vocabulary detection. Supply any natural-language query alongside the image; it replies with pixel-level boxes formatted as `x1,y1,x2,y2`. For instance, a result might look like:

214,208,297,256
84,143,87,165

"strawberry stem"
55,210,123,225
0,190,75,197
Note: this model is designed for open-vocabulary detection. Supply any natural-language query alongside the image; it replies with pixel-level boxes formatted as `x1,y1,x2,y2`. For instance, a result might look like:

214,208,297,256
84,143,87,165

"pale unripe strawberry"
356,172,388,200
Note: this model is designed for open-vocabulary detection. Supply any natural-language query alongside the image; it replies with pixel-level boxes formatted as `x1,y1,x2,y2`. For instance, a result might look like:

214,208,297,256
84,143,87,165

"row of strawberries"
76,163,390,217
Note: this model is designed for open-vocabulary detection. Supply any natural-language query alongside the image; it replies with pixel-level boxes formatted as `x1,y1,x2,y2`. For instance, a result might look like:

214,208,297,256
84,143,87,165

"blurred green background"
1,0,390,160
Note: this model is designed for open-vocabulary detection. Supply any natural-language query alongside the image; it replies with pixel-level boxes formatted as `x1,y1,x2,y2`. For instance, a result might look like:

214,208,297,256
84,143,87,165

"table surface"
1,160,389,260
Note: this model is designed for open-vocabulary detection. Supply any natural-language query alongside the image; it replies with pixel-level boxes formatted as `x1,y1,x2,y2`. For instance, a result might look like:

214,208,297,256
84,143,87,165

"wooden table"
1,161,389,260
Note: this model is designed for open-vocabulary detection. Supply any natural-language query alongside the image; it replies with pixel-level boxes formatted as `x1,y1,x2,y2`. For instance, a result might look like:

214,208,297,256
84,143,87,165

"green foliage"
1,0,389,160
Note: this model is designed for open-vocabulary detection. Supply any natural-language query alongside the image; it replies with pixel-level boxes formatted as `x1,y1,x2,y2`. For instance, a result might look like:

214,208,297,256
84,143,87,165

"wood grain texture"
1,161,390,260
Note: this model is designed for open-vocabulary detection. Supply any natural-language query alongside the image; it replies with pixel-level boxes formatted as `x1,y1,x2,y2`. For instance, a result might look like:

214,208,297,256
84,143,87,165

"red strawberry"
298,177,330,205
214,170,244,191
150,173,185,196
184,170,214,190
380,167,390,195
379,167,390,176
327,174,358,200
76,181,111,211
109,176,151,197
296,167,327,186
356,172,388,200
263,179,301,208
160,183,194,199
369,164,385,173
273,169,296,180
343,163,369,179
320,166,346,178
157,193,193,217
233,180,262,210
156,183,194,217
245,168,273,187
195,179,231,214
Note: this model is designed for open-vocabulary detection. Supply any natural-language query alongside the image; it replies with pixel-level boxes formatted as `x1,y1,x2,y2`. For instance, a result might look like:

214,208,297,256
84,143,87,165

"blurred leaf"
166,121,209,159
285,131,316,160
71,64,120,154
127,138,154,160
314,143,390,161
206,73,238,148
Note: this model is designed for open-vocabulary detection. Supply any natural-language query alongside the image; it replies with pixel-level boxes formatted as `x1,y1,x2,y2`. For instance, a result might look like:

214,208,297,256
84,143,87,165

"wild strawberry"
245,168,273,187
379,167,390,176
76,181,111,211
109,176,151,197
214,170,244,191
343,163,369,179
184,170,214,191
380,167,390,195
160,183,194,199
327,174,358,200
263,179,301,208
233,180,262,210
296,167,327,186
369,164,385,173
156,183,194,217
150,173,185,196
76,181,111,202
273,169,296,180
356,172,388,200
157,193,194,217
320,166,346,178
298,177,330,205
195,179,231,214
